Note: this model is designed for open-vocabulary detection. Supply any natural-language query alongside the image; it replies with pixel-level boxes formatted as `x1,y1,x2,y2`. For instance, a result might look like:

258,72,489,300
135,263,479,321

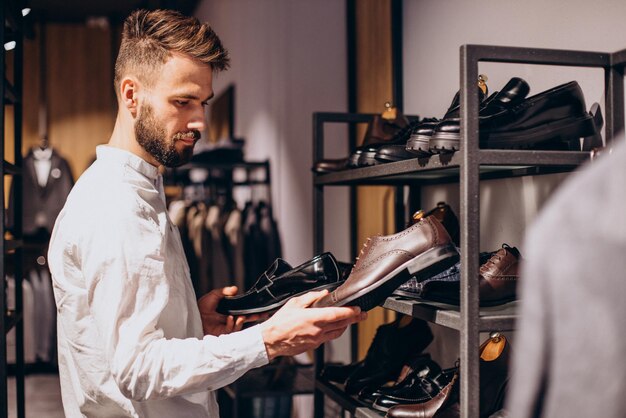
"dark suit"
8,148,74,237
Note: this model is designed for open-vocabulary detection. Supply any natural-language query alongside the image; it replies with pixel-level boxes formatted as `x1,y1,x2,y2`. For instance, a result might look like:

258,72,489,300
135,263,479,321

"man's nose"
187,108,206,131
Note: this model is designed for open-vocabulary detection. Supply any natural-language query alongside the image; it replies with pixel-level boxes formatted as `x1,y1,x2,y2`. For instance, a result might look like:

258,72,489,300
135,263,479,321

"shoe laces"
352,237,373,271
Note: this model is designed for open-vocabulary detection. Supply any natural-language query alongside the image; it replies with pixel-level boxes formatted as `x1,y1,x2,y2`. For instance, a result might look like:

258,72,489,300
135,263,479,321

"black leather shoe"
357,354,434,405
406,84,488,156
372,364,458,412
312,157,349,174
431,79,596,152
344,317,433,395
362,118,421,166
217,252,343,315
348,113,410,168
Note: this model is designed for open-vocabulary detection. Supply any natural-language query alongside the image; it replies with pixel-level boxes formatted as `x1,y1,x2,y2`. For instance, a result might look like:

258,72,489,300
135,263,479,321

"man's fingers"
234,316,246,331
221,286,238,297
286,289,329,308
310,305,363,323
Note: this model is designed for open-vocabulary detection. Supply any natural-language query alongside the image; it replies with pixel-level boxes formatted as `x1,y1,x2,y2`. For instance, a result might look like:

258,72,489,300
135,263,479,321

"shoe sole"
391,289,516,307
357,150,379,167
406,134,433,156
220,281,344,316
332,245,459,311
429,114,596,153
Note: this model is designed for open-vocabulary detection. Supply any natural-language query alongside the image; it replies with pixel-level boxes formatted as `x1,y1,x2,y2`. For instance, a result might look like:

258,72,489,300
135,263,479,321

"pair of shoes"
406,75,490,156
394,244,521,307
384,333,510,418
348,105,411,168
216,252,344,315
312,216,459,311
373,118,425,163
383,367,459,417
430,78,597,152
343,317,433,395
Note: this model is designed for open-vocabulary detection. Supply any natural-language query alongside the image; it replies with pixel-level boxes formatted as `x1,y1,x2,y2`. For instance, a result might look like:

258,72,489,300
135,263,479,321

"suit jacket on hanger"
8,148,74,236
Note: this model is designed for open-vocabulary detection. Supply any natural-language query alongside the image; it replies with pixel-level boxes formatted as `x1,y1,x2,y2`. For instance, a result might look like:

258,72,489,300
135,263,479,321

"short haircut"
114,9,229,96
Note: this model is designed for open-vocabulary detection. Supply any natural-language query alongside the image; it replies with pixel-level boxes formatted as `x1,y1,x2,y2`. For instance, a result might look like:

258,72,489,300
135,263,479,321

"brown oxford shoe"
415,244,520,307
313,216,459,311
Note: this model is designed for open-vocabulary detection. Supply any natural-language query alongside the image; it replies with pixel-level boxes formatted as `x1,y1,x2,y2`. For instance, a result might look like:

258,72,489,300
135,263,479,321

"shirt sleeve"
79,196,268,401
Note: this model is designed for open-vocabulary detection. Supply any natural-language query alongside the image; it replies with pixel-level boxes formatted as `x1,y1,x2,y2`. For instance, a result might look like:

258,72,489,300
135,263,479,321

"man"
507,139,626,418
48,9,365,417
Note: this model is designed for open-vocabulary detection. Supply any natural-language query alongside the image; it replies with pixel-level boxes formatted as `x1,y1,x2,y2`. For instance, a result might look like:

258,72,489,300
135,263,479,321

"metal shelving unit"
1,1,26,418
312,45,625,418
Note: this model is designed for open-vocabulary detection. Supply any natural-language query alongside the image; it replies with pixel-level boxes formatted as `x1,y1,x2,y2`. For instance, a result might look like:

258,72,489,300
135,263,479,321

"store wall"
194,1,350,267
403,0,626,365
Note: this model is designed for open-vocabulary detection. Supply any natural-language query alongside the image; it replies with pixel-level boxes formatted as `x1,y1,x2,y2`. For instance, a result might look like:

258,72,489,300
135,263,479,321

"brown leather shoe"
313,216,459,311
385,371,459,418
409,201,460,246
416,244,520,306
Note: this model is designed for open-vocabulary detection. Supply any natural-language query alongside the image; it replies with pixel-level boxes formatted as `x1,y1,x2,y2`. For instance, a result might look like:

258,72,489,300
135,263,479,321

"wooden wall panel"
354,0,397,359
45,24,116,180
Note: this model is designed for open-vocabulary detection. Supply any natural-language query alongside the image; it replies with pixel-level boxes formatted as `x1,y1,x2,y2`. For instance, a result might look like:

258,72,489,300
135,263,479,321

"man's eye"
175,100,189,107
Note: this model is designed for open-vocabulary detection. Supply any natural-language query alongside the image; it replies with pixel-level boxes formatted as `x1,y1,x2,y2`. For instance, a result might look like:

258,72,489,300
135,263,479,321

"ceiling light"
22,8,31,17
4,41,16,51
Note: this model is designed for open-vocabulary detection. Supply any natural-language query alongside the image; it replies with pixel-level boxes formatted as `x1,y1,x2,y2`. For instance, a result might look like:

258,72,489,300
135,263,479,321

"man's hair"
114,9,229,96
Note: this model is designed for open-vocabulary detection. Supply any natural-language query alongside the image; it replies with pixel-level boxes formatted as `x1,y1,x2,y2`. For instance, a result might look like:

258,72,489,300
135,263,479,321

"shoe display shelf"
1,1,26,418
312,44,625,418
222,364,315,418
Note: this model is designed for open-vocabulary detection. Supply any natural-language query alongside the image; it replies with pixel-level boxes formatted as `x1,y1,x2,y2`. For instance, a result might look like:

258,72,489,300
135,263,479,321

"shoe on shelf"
582,102,604,151
381,367,459,417
373,118,424,164
348,108,410,168
394,244,521,307
431,78,597,152
409,201,460,246
357,353,434,405
407,79,489,156
479,333,511,417
342,317,434,395
312,157,349,174
312,216,459,311
216,252,343,315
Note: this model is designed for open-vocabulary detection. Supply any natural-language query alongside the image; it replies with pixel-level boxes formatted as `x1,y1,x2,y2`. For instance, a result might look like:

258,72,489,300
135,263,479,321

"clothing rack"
165,160,272,206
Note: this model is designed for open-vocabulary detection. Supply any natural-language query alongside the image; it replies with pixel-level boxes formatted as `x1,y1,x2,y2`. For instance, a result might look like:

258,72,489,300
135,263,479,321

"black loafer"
217,252,343,315
431,79,596,152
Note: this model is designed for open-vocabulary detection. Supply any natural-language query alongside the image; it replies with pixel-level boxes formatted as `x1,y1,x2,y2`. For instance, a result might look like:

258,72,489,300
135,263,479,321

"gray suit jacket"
507,141,626,418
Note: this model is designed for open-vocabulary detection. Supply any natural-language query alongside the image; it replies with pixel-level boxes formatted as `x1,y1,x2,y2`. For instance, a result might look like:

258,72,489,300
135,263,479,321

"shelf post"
459,44,481,418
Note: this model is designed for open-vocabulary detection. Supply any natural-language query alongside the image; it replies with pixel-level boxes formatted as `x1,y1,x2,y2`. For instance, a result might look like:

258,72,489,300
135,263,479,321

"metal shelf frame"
312,45,626,418
1,1,25,417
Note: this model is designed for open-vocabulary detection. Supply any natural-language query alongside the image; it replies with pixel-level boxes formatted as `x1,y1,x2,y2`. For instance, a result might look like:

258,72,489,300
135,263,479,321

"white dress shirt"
48,145,268,417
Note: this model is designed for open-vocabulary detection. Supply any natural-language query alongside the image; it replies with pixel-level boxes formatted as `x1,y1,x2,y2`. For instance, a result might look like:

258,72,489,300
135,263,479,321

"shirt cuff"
206,323,269,370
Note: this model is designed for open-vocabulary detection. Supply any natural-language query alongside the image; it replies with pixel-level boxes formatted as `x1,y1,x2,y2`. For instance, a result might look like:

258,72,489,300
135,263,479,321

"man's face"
135,99,197,167
134,52,214,167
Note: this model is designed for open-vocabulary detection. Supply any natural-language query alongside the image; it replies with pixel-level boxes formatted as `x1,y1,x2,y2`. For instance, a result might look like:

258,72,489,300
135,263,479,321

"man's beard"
135,102,198,168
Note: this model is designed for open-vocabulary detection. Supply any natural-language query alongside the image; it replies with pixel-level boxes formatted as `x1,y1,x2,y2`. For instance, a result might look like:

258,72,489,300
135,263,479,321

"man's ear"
120,77,139,117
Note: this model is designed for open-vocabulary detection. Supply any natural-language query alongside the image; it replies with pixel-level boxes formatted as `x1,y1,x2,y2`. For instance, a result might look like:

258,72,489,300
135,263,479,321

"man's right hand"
260,289,367,361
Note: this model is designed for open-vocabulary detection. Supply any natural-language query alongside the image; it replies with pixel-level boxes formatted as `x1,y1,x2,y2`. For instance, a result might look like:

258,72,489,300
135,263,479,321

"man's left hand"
198,286,267,336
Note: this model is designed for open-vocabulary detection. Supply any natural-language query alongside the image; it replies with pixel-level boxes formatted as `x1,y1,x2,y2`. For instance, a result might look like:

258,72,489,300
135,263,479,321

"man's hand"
198,286,266,336
260,289,367,361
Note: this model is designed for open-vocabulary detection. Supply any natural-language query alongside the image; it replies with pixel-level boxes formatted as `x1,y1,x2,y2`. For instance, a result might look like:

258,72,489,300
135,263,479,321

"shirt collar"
96,145,159,181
